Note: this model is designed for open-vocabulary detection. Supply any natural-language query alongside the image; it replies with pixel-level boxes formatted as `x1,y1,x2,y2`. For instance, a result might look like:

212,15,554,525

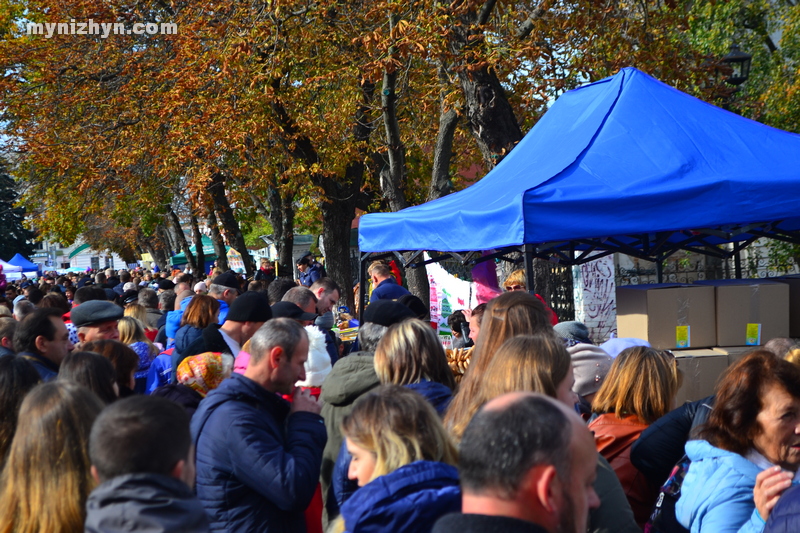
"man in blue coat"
191,318,327,533
368,262,410,303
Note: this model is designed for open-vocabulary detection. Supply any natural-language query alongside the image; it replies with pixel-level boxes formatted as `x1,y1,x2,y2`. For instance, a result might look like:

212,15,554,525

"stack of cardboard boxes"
616,280,790,404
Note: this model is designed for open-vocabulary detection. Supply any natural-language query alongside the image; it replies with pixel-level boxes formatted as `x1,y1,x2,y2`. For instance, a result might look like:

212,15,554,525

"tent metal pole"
358,253,369,323
734,249,742,279
524,244,535,294
656,259,664,283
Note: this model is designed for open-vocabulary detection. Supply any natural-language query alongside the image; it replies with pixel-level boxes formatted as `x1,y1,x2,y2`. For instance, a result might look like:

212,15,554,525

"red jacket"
589,413,659,528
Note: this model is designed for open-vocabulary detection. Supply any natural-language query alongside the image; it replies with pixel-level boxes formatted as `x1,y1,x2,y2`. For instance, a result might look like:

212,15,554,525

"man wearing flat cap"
72,300,124,346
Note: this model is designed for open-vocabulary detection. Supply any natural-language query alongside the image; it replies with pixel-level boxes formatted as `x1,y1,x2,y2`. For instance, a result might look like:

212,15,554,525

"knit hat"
122,282,137,292
226,291,272,323
271,301,317,322
194,281,207,293
295,325,331,387
553,321,593,347
363,299,416,327
568,344,614,397
397,294,429,320
600,337,650,358
177,352,234,397
315,310,335,330
71,300,124,328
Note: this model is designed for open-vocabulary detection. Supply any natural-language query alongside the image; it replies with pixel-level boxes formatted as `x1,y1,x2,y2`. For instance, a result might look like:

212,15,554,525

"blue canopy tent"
358,67,800,304
7,253,40,274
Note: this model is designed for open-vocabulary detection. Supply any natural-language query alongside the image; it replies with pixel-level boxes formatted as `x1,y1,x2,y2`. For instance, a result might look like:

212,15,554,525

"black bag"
644,454,691,533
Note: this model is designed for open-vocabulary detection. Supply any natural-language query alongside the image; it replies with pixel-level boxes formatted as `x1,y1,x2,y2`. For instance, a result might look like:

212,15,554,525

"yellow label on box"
676,326,690,348
746,323,761,346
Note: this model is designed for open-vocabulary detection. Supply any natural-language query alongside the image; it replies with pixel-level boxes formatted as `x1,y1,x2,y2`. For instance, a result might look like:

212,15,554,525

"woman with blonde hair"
373,318,455,413
448,333,640,533
330,318,457,516
446,333,577,443
444,291,552,437
118,316,159,393
0,380,104,532
332,385,460,533
589,346,681,528
123,303,158,341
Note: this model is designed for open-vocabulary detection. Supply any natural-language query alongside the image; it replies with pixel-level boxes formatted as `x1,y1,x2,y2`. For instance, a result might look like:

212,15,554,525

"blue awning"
359,68,800,257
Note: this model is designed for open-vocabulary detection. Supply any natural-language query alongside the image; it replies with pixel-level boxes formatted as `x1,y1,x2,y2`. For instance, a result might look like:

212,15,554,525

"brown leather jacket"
589,412,659,529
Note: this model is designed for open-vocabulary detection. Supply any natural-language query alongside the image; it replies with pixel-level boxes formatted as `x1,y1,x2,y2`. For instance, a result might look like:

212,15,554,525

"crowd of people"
1,257,800,533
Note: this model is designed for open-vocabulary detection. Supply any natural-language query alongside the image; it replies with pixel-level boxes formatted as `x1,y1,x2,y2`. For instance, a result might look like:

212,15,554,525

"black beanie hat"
226,291,272,323
362,299,416,327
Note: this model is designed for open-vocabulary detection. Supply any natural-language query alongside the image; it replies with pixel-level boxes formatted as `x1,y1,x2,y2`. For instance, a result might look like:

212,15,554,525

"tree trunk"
267,183,295,276
166,204,197,274
448,1,524,168
320,195,356,311
380,13,409,214
402,252,430,309
208,172,254,278
269,77,377,308
140,233,170,272
205,207,229,272
427,105,459,201
190,214,205,275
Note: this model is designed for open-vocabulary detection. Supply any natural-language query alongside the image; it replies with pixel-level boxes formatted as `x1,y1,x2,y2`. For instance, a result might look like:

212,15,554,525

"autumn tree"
0,0,748,303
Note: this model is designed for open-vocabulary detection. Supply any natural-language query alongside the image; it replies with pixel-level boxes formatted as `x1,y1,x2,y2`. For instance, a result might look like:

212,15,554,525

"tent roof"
0,259,23,272
171,235,217,265
358,68,800,263
7,253,39,270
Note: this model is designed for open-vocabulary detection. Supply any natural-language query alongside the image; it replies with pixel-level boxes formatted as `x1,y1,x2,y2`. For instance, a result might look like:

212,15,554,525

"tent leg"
358,253,369,323
734,249,742,279
524,244,535,294
656,260,664,283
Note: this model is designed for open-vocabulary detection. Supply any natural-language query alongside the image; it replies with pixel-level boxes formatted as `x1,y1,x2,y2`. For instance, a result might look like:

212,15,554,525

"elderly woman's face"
753,384,800,471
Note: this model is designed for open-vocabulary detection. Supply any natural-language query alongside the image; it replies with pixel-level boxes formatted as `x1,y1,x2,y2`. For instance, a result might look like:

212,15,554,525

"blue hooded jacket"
339,461,460,533
677,440,798,533
191,373,327,533
332,380,453,511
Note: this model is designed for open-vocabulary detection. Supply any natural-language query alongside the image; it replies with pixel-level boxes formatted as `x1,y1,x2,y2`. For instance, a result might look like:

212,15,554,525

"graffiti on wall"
573,255,617,342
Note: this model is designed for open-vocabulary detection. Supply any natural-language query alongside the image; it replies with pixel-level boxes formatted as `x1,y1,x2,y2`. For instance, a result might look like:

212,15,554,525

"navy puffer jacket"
765,484,800,533
191,373,327,533
340,461,460,533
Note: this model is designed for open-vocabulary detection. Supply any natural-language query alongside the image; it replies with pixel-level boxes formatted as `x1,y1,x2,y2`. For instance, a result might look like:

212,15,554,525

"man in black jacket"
180,291,272,368
85,395,209,532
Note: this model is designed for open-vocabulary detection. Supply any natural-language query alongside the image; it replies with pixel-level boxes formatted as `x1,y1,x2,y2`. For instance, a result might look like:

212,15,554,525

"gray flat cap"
71,300,124,328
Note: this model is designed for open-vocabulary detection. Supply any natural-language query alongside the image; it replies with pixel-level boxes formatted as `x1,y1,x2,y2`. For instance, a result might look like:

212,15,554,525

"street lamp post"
720,43,752,279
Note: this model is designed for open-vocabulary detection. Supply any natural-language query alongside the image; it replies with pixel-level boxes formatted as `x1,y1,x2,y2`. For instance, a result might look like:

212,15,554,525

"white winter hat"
296,325,332,387
568,343,614,397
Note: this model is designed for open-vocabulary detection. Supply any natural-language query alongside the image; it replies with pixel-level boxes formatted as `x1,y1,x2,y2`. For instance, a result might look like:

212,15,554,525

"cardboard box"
616,284,716,350
775,275,800,337
673,349,729,404
695,280,789,347
711,345,761,366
